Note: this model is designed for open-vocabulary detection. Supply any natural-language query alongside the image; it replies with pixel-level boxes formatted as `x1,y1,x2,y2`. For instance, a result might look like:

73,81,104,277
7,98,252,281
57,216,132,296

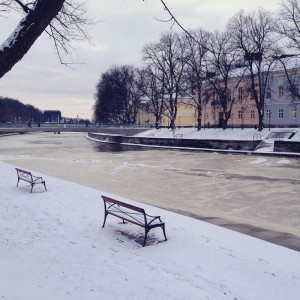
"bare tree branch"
278,0,300,50
0,0,13,13
159,0,192,39
0,0,93,77
0,0,66,78
13,0,30,13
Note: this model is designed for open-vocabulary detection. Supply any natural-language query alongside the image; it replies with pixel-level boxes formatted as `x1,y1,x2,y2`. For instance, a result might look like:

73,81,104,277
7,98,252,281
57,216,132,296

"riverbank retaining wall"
87,132,261,151
274,140,300,153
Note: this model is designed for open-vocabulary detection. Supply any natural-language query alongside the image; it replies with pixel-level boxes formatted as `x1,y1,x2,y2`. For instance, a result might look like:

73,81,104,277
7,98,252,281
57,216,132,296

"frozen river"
1,132,300,250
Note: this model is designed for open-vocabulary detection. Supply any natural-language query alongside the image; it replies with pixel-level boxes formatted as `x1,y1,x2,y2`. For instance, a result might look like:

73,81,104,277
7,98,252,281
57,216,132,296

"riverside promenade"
1,131,300,251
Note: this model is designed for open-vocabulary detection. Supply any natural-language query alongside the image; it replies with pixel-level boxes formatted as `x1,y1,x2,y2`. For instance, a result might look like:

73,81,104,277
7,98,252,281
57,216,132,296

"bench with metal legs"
102,195,167,247
15,168,47,193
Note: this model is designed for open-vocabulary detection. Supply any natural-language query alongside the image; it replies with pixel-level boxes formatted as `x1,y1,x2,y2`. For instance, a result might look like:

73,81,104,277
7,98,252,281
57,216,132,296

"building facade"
44,110,61,123
264,69,300,128
136,64,300,128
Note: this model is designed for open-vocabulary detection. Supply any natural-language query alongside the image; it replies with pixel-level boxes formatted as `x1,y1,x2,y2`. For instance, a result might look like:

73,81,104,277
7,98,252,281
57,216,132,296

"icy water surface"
1,132,300,249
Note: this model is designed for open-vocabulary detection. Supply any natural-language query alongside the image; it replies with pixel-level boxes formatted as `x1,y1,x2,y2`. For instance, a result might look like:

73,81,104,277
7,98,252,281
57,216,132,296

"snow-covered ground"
1,160,300,300
134,127,300,140
135,127,271,140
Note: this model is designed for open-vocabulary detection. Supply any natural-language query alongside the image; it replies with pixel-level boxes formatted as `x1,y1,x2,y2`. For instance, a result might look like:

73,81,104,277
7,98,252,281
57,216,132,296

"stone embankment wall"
274,140,300,153
88,132,261,151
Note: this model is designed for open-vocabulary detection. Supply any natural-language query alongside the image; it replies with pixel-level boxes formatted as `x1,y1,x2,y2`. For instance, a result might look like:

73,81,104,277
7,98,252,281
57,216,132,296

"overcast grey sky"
0,0,279,120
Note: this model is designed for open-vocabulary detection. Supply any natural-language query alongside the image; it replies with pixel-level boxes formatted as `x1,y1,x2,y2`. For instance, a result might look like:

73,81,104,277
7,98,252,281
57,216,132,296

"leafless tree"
228,9,279,131
138,66,165,129
183,29,210,130
205,30,242,129
94,65,141,124
143,32,188,130
276,0,300,101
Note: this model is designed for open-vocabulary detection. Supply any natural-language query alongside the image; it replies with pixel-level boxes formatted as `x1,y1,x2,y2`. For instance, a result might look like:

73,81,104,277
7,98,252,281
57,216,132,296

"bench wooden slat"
101,195,167,247
103,196,145,213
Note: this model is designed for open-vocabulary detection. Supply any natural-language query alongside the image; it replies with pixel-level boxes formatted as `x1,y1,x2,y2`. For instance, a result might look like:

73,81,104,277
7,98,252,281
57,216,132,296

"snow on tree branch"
0,0,92,78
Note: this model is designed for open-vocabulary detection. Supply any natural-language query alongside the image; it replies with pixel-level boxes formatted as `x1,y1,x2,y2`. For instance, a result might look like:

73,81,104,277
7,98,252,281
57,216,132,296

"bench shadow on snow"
109,221,163,247
115,228,160,246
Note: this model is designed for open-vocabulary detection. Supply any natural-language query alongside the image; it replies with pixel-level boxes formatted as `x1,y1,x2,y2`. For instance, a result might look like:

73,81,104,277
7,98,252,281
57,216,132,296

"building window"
250,110,255,119
279,86,284,98
278,109,284,119
291,108,297,119
266,87,271,99
266,109,271,119
238,88,243,101
238,110,243,119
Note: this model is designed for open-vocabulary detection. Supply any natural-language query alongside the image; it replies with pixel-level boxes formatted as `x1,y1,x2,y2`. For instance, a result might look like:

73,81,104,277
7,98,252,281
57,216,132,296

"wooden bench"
101,195,167,247
15,168,47,193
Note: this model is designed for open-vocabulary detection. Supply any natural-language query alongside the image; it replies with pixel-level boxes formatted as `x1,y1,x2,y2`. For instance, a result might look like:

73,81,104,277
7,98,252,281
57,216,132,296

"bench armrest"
32,175,44,182
146,215,163,226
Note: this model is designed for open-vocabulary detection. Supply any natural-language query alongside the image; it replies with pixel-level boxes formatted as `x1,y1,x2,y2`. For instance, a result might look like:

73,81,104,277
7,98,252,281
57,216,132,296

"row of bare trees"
139,1,300,131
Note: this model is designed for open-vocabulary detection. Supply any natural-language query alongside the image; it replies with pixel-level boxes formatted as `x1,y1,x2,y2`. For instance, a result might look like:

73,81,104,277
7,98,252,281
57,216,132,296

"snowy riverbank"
1,160,300,299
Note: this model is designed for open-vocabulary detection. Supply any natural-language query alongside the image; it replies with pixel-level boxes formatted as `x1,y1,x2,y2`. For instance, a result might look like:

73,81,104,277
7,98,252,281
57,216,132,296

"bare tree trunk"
258,106,264,131
197,106,202,130
155,117,160,129
0,0,65,78
222,115,227,129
